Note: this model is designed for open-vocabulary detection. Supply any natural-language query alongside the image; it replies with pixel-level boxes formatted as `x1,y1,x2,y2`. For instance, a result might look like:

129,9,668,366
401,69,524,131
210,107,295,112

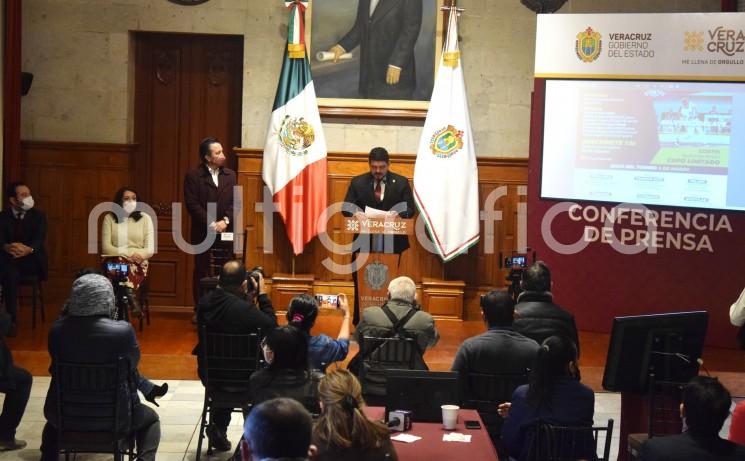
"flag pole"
291,255,296,277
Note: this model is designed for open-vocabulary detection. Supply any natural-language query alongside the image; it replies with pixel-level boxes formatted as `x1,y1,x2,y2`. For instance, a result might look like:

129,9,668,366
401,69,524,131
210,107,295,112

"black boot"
124,287,142,317
144,382,168,407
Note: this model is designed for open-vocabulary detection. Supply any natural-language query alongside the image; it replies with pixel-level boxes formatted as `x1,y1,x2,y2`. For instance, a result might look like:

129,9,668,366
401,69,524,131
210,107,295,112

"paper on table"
364,206,390,218
391,433,422,443
442,433,472,443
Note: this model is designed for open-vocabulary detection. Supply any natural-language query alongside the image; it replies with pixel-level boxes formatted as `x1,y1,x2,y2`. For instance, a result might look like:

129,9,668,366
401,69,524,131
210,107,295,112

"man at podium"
343,147,415,323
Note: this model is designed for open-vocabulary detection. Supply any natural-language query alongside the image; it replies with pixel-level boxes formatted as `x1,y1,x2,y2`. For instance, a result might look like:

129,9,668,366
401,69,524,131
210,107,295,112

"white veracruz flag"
413,8,479,261
263,1,328,255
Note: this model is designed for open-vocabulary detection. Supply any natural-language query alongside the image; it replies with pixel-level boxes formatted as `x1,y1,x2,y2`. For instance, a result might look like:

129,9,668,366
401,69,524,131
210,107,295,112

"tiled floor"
0,378,739,461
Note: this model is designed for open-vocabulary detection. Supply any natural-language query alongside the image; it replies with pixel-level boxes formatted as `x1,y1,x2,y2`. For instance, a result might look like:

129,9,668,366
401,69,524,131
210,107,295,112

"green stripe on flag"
271,50,312,111
288,7,296,44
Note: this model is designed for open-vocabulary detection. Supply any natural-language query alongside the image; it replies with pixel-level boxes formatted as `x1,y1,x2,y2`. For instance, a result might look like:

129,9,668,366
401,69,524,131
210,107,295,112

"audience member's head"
218,260,248,296
527,335,579,407
521,261,552,293
480,290,515,328
286,294,319,333
314,369,389,452
387,276,416,304
5,181,33,211
681,376,732,436
262,326,309,371
244,397,313,461
64,274,115,318
199,136,221,163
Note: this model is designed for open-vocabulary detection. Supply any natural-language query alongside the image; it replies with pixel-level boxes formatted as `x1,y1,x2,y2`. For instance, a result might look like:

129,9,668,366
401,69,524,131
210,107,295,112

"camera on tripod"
501,251,533,302
104,261,129,283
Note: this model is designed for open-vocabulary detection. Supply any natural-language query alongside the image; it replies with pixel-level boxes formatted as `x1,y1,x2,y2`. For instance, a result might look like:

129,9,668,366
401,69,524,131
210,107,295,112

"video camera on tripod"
500,250,534,302
103,261,130,320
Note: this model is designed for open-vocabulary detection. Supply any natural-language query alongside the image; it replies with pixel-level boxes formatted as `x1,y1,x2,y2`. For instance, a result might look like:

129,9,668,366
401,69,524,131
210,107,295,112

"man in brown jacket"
184,137,237,312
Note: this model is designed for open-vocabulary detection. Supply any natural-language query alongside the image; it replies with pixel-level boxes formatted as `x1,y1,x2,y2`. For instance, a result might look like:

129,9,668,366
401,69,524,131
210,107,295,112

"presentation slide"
541,79,745,211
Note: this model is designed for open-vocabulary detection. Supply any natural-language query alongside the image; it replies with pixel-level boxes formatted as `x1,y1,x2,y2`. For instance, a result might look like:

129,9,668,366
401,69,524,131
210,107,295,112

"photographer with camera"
193,260,277,452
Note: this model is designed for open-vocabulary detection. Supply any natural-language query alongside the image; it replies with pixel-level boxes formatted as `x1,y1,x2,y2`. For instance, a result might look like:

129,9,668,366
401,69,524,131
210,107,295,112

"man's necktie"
374,180,382,202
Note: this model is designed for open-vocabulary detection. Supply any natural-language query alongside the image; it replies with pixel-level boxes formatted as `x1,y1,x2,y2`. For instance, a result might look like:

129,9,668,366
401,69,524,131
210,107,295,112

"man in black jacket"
641,376,745,461
194,260,277,452
451,290,538,451
512,261,580,355
0,311,31,451
0,182,48,334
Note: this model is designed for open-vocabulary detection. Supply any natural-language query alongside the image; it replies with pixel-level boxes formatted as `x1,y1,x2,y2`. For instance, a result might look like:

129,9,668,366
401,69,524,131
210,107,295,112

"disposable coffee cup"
441,404,459,430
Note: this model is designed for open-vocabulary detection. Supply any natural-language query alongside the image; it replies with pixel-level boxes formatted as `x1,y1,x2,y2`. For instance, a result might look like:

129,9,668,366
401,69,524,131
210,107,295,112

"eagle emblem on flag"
278,115,315,156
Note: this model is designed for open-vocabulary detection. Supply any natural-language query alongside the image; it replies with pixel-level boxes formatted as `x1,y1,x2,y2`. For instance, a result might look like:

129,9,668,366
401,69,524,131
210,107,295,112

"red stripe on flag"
273,158,327,255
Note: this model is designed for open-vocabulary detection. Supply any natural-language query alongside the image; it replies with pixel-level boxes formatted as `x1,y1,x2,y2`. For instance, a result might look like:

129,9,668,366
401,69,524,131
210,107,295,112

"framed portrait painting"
306,0,444,117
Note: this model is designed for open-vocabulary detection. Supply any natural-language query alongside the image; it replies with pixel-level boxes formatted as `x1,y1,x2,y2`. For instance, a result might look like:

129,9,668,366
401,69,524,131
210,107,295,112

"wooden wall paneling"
20,141,135,302
236,150,528,320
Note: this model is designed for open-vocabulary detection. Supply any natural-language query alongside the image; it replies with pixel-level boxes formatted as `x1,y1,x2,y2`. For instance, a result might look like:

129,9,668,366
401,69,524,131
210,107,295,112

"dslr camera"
246,266,265,292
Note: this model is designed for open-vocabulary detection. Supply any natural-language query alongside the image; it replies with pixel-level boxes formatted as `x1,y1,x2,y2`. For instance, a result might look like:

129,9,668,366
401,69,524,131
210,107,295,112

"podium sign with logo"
343,217,414,312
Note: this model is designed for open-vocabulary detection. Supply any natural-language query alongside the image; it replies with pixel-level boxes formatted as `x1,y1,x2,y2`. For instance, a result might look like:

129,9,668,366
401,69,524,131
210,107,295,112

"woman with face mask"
250,326,322,415
101,186,154,319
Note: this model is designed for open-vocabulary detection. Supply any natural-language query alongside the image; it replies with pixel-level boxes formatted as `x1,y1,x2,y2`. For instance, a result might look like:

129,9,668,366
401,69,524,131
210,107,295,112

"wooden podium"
343,217,414,313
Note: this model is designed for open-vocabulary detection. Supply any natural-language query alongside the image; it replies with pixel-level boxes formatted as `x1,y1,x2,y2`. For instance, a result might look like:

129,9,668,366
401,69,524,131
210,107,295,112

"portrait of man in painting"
309,0,438,105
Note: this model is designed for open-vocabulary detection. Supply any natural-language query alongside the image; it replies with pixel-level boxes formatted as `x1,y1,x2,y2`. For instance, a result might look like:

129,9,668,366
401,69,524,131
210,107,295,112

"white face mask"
20,196,34,211
123,200,137,214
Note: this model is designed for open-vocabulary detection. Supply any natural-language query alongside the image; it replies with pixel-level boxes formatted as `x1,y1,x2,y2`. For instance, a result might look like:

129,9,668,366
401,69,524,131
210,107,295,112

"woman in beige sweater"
101,186,154,318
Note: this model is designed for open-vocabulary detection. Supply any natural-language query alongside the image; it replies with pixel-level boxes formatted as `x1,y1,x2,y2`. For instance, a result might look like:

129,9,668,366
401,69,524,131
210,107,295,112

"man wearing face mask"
184,137,237,321
0,182,48,335
192,260,277,452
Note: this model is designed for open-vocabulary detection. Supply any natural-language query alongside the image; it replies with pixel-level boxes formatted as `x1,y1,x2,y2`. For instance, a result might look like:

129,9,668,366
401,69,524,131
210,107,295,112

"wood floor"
7,304,745,396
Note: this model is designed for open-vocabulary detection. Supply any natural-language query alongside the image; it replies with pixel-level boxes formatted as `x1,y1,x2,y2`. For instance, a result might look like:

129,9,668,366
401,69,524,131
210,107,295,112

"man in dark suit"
184,137,237,314
328,0,422,100
0,182,47,335
641,376,745,461
343,147,415,323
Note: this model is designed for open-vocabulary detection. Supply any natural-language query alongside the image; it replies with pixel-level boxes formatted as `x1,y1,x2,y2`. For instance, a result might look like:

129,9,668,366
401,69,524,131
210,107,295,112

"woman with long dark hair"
101,186,153,318
313,369,398,461
249,325,321,414
500,335,594,461
286,293,351,371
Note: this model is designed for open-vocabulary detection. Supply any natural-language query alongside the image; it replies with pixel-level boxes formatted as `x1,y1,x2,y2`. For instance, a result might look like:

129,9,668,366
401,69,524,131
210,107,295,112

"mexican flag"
413,8,480,261
263,0,328,255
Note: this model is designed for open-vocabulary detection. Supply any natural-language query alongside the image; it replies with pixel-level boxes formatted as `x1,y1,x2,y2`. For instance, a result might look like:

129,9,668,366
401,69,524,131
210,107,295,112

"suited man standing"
343,147,415,323
184,138,237,315
0,182,47,335
328,0,423,100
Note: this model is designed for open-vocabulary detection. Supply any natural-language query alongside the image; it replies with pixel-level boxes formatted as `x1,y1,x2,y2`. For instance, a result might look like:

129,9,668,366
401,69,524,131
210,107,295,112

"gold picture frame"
305,0,445,119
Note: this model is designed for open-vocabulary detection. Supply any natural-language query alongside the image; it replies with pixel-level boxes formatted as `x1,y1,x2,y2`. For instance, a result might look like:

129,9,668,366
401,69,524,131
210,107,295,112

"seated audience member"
513,261,580,355
40,274,160,461
101,186,154,318
71,268,168,406
194,260,278,452
501,335,593,461
452,290,539,449
350,276,439,400
313,369,398,461
0,181,47,336
250,325,322,415
243,398,316,461
642,376,745,461
730,285,745,327
0,310,32,451
287,293,351,371
729,400,745,446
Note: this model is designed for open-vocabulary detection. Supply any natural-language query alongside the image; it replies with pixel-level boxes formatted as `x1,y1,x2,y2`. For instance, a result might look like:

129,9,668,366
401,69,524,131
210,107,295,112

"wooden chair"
196,325,262,460
54,357,135,461
529,418,615,461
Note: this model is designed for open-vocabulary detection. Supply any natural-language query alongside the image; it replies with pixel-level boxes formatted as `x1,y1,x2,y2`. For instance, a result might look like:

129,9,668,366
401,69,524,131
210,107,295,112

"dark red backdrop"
526,78,745,348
